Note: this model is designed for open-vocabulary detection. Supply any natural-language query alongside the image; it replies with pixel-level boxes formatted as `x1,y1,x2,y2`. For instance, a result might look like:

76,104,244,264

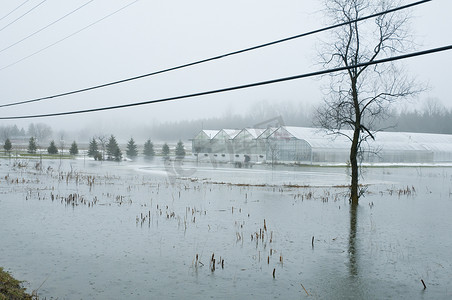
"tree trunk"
350,126,360,205
348,201,358,276
350,77,360,205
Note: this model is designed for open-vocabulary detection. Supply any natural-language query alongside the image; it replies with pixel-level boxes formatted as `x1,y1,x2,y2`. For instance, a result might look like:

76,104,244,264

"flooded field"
1,158,451,299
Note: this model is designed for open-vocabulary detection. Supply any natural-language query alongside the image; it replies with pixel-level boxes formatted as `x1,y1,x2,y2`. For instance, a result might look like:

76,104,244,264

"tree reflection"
349,202,358,276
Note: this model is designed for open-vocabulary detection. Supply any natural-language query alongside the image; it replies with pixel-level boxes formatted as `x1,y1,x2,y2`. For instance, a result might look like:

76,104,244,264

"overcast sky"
0,0,451,133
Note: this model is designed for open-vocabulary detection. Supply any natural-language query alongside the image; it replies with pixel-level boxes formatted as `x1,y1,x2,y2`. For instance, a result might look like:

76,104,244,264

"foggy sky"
0,0,451,133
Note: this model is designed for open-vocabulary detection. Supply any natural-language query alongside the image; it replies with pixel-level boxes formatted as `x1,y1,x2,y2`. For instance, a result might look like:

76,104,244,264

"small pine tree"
106,135,121,161
162,143,170,157
114,147,122,162
28,137,37,154
94,152,103,161
126,138,138,158
88,138,99,158
143,139,155,159
3,138,12,152
175,140,186,158
69,141,79,155
47,140,58,154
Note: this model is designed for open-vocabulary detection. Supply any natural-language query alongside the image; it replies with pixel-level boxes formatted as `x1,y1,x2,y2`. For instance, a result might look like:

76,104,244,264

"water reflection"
348,202,358,277
2,161,451,299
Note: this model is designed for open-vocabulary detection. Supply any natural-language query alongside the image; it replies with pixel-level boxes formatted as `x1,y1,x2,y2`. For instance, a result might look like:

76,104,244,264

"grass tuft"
0,267,33,300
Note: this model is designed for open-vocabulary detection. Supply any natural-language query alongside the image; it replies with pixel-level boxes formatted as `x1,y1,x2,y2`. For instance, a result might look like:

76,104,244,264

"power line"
0,0,431,109
0,0,95,54
0,0,138,72
0,0,32,22
1,44,450,120
0,0,47,33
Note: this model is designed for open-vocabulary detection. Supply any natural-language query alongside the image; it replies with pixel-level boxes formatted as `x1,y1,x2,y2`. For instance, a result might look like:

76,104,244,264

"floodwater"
0,158,451,299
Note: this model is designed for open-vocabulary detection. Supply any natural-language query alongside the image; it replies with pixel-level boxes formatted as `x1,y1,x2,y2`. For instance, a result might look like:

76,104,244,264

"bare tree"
266,139,279,168
35,123,53,143
422,98,444,117
58,131,65,155
315,0,422,204
96,135,107,161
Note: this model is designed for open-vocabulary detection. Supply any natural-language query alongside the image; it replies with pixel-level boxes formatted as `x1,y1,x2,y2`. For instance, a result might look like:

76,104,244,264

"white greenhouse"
192,126,452,164
232,128,266,154
192,130,219,153
210,129,241,154
266,126,452,164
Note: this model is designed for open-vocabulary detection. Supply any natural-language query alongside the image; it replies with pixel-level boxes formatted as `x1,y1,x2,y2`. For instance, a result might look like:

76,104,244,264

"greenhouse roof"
202,130,220,139
213,129,241,140
235,128,267,139
281,126,351,149
279,126,452,152
256,127,278,139
194,130,220,140
372,131,452,152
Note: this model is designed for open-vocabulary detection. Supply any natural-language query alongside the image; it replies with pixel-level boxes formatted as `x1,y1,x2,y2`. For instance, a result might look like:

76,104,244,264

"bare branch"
316,0,422,203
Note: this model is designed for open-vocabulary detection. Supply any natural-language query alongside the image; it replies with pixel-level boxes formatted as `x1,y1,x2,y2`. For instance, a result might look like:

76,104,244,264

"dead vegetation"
381,185,417,197
0,267,33,300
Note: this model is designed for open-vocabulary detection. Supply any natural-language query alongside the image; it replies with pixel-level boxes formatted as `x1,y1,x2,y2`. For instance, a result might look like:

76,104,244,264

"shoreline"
0,267,33,299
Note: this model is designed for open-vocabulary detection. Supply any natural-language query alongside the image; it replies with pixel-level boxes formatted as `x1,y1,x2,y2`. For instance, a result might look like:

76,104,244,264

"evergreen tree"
114,147,122,162
106,135,121,161
27,137,37,154
93,152,102,161
3,138,12,153
47,140,58,154
162,143,170,157
126,138,138,158
69,141,79,155
143,139,155,159
88,138,99,158
175,140,186,158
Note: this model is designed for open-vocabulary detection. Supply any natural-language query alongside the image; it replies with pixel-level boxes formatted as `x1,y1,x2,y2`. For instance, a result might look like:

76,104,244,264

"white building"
266,126,452,164
210,129,241,154
191,130,219,153
192,126,452,164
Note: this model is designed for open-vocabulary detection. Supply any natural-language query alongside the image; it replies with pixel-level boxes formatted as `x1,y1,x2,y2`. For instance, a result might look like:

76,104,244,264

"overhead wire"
0,0,95,54
0,0,431,109
0,0,138,72
0,0,32,22
0,0,47,33
1,44,450,120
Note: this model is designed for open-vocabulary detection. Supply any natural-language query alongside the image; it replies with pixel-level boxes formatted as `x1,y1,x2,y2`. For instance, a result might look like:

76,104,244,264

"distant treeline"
0,123,52,142
144,114,314,141
146,103,452,140
143,101,315,140
1,100,451,143
382,108,452,135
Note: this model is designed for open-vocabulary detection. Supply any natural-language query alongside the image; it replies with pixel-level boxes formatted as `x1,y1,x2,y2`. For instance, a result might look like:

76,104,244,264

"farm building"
210,129,241,153
255,127,277,155
191,130,219,153
232,128,266,154
192,128,265,163
265,127,350,163
192,126,452,164
266,126,452,164
362,130,452,163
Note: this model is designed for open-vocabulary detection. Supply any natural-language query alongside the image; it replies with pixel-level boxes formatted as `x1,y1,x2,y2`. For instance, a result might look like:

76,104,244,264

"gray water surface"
1,159,451,299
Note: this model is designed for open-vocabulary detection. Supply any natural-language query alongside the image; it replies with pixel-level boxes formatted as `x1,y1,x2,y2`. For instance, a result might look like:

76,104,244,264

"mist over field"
1,98,451,145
